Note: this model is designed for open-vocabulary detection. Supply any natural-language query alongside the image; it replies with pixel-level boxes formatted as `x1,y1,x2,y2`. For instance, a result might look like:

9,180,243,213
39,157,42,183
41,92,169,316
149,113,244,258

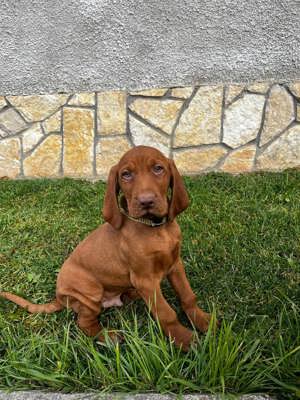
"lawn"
0,172,299,398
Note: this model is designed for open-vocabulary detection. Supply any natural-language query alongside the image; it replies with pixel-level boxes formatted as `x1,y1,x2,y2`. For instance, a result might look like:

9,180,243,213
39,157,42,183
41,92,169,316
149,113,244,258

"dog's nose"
138,193,155,208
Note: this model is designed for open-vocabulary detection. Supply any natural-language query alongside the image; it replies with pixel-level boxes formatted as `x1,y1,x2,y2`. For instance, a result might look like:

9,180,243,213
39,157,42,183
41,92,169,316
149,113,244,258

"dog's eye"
121,170,133,181
153,165,164,174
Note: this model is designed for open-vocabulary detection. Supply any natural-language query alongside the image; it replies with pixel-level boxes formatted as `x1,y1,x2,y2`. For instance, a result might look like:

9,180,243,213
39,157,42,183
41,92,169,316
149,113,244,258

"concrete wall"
0,0,299,96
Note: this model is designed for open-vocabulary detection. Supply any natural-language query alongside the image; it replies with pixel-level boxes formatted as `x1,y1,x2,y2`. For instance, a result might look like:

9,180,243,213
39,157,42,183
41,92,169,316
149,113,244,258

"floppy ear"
102,165,123,229
168,159,189,221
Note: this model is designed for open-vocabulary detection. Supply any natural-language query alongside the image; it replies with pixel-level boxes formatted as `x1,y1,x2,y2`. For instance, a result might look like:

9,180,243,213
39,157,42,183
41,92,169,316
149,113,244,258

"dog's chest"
121,227,180,271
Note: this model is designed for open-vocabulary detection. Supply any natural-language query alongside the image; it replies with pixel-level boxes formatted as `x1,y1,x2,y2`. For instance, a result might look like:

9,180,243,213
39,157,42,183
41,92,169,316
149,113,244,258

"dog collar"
119,207,168,227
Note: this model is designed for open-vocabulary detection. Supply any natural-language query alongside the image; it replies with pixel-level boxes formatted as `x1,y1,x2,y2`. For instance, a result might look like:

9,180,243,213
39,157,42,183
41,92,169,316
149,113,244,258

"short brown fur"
0,146,211,351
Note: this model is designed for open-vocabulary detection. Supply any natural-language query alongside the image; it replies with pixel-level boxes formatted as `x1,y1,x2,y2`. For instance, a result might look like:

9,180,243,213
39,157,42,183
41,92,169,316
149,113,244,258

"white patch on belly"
102,295,123,308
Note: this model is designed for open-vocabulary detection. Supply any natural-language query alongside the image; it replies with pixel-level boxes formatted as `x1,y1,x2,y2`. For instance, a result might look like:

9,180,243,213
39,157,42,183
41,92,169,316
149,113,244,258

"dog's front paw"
96,330,124,345
168,323,194,352
187,308,218,333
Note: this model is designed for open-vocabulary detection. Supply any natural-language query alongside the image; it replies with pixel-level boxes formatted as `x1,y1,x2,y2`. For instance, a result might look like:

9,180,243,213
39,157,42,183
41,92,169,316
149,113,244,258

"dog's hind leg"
77,304,102,336
77,303,121,344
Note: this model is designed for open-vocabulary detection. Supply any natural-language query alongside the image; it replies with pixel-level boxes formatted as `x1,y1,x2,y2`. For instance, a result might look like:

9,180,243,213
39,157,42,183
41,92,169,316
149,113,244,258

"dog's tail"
0,292,63,314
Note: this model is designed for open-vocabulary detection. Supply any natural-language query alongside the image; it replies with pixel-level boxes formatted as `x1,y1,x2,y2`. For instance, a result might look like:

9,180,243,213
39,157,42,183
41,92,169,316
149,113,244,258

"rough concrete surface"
0,0,299,95
0,393,275,400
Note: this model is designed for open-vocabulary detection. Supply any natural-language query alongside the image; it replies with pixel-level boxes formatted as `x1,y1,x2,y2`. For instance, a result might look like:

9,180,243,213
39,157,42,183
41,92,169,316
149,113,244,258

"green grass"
0,172,299,398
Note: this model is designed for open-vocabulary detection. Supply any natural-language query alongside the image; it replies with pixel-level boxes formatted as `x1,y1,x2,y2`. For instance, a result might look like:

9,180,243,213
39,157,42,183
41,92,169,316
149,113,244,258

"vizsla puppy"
0,146,211,351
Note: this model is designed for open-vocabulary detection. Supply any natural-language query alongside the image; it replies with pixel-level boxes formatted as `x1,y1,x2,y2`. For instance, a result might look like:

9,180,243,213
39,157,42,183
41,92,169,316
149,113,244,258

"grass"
0,172,299,398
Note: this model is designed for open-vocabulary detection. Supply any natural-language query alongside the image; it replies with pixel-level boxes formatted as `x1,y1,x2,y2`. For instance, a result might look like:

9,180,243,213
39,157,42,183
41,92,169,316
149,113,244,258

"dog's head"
102,146,189,229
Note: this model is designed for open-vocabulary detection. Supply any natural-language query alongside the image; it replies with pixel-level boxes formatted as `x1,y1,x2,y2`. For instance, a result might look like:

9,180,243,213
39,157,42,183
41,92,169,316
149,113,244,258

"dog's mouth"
132,202,168,220
140,212,166,223
129,207,167,221
119,195,167,221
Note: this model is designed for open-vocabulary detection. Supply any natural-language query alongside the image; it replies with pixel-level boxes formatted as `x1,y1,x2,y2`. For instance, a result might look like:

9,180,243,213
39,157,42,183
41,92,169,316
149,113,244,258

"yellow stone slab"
174,85,223,147
23,135,61,177
225,85,244,106
0,108,28,133
97,91,126,135
223,93,265,148
296,103,300,122
96,136,132,178
171,87,193,98
247,82,270,94
173,146,228,174
288,82,300,98
63,107,94,177
22,123,44,153
256,125,300,171
129,98,182,135
220,144,256,173
42,110,61,134
7,94,69,122
0,137,20,178
129,115,170,156
130,88,167,96
68,93,95,106
260,85,294,146
0,96,6,110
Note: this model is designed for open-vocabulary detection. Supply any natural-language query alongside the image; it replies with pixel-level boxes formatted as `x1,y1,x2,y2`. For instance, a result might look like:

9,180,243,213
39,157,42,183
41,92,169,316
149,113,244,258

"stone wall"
0,81,300,180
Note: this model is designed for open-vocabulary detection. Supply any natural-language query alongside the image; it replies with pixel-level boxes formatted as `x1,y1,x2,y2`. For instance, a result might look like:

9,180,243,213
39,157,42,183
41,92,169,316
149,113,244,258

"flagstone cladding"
0,82,299,180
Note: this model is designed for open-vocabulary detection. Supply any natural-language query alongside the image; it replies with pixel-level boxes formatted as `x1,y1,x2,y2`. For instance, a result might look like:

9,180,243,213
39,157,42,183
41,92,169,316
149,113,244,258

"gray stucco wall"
0,0,299,95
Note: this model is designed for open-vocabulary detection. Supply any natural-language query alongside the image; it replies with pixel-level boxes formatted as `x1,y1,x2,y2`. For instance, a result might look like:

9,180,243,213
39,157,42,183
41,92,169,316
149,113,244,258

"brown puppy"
0,146,211,351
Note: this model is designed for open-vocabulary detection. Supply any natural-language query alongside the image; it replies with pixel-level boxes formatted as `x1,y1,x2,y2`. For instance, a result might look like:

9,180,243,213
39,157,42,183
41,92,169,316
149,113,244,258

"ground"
0,172,299,398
